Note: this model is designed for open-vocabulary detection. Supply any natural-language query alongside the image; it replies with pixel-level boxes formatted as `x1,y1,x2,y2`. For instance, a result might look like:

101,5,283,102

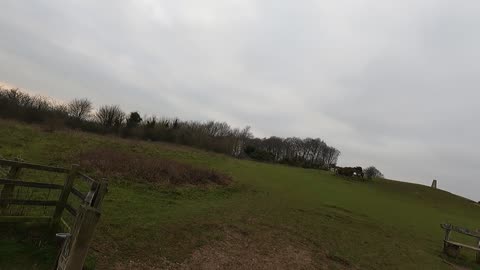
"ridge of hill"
0,120,479,269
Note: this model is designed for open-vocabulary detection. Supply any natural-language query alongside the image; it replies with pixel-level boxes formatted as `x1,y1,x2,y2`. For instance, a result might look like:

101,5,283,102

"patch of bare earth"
182,229,316,270
111,225,354,270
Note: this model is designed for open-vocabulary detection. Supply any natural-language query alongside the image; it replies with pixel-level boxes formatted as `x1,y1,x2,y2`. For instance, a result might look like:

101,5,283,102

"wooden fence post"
0,164,21,215
52,165,79,228
91,180,107,209
476,240,480,264
56,205,101,270
476,229,480,264
443,228,451,252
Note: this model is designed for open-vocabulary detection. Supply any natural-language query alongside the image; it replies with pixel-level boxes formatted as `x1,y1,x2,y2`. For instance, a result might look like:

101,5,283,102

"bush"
244,145,256,155
244,146,275,162
76,149,232,186
42,116,65,132
364,166,384,179
126,112,142,128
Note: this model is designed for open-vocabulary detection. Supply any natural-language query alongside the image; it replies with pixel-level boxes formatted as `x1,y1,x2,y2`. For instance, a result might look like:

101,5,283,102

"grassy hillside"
1,120,479,269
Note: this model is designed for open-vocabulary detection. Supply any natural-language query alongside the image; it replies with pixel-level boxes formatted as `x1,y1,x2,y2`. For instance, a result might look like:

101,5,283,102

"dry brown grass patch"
76,149,231,186
109,224,356,270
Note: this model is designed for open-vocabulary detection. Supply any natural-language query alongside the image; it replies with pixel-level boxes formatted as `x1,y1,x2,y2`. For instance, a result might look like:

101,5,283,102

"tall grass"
76,149,231,186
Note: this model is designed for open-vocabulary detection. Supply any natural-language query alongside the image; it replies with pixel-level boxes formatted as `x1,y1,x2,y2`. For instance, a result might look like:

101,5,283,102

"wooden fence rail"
71,187,86,201
0,178,64,190
0,158,107,270
441,223,480,264
65,204,77,217
0,159,69,173
0,199,58,206
78,172,96,184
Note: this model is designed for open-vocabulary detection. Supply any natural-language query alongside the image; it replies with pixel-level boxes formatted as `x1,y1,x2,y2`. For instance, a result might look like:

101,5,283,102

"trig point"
431,179,437,189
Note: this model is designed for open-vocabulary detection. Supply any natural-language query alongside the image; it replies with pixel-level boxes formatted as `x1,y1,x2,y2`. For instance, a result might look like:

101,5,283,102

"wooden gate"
0,158,107,270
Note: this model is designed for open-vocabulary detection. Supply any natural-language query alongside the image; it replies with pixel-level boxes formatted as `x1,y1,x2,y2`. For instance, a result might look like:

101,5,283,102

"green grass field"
0,224,56,270
1,120,479,269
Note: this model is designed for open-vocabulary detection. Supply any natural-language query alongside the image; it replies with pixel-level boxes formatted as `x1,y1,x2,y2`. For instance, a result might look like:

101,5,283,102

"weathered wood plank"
0,164,21,214
57,205,101,270
445,241,480,252
0,199,58,206
0,178,63,190
443,228,451,252
476,229,480,264
441,224,480,238
91,180,108,209
78,173,96,184
0,216,51,223
65,203,77,217
52,165,79,227
71,187,86,201
60,217,71,232
84,182,99,206
0,159,69,173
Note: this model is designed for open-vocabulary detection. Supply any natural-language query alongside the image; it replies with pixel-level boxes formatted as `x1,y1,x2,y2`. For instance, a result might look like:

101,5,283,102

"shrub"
126,112,142,128
76,149,232,186
244,146,275,162
244,145,256,155
43,116,65,132
364,166,384,179
337,167,354,177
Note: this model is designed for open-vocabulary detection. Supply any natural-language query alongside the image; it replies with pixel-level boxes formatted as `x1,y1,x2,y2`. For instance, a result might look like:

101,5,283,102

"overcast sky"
0,1,479,200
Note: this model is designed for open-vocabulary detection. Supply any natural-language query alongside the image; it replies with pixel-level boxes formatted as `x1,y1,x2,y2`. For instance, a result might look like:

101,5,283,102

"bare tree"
68,98,93,120
232,126,253,156
96,105,125,128
1,87,343,168
242,135,340,168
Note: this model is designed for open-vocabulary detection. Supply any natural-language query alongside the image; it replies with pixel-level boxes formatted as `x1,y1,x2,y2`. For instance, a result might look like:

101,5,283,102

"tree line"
0,87,340,169
245,137,340,169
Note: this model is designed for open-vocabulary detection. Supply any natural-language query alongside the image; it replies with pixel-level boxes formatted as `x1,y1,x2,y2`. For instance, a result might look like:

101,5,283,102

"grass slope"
0,120,479,269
